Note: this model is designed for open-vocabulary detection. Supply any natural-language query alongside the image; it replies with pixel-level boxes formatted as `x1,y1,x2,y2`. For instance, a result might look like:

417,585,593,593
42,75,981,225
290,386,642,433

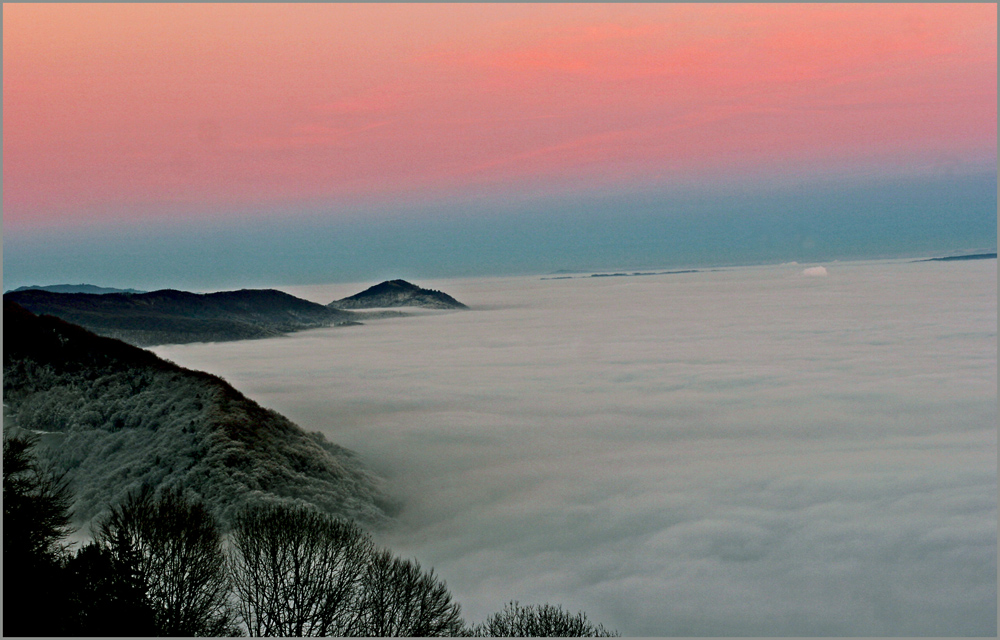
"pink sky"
3,3,996,230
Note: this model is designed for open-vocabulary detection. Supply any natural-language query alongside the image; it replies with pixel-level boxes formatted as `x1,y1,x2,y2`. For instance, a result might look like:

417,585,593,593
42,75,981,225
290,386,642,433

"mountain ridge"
4,288,357,346
7,283,147,295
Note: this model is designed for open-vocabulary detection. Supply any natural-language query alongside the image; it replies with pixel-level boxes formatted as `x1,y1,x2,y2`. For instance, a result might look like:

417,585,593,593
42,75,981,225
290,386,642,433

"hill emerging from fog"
3,301,391,527
329,280,468,310
4,288,358,347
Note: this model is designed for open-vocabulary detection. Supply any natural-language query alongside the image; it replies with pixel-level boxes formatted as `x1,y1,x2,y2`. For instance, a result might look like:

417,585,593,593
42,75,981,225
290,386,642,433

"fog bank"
155,259,997,635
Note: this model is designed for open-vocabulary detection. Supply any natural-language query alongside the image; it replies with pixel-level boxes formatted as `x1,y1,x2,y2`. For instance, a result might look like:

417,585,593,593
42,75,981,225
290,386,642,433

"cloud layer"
154,258,997,635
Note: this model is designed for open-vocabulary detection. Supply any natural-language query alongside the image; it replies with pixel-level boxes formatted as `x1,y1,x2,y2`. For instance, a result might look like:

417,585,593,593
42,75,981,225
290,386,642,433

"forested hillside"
4,287,357,346
3,301,391,526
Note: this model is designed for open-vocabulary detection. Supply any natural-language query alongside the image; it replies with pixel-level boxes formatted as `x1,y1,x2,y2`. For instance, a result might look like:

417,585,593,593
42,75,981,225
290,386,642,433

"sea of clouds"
154,259,997,636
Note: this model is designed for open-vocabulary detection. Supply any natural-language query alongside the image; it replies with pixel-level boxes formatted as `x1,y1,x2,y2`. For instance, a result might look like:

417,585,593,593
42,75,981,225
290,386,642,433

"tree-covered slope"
3,301,391,527
4,287,357,346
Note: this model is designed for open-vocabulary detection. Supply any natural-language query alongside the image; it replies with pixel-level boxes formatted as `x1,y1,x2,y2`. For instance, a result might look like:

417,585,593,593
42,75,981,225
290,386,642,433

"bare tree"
470,601,619,637
353,548,464,637
229,502,373,637
95,485,238,636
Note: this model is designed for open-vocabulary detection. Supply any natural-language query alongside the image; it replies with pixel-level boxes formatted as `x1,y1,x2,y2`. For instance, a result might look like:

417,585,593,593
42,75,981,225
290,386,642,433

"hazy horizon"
3,4,996,293
3,171,997,294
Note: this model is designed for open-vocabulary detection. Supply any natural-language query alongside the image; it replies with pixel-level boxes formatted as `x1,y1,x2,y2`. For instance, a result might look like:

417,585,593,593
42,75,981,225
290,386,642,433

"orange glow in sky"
3,3,996,228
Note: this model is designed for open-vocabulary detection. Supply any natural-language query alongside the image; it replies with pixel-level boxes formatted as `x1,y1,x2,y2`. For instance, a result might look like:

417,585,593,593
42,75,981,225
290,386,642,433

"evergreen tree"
62,542,158,636
2,434,75,636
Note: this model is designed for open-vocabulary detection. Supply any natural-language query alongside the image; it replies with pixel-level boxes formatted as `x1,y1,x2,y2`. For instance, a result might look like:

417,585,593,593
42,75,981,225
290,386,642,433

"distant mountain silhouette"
4,288,357,346
590,270,700,278
7,283,147,295
916,252,997,262
3,301,390,527
541,269,701,281
329,280,468,310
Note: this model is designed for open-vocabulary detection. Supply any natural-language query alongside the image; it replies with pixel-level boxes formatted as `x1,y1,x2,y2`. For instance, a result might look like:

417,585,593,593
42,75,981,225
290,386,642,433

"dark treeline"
4,288,356,346
3,434,619,637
